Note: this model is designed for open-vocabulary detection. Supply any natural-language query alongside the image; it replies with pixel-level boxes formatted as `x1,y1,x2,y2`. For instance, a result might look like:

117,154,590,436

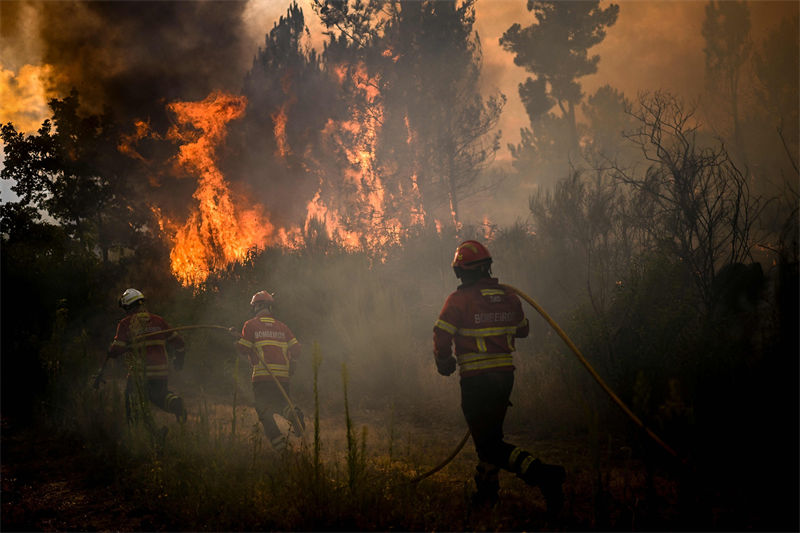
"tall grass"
42,337,564,531
312,341,322,481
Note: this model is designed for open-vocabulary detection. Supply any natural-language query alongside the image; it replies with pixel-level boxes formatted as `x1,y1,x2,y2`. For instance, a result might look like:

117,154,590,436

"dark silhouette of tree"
701,0,752,164
1,90,149,262
752,15,799,176
613,91,767,312
313,0,386,49
231,2,339,222
500,0,618,174
582,84,637,165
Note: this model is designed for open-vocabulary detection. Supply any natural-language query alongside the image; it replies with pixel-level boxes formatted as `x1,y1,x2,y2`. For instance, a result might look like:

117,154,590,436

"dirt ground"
1,416,166,532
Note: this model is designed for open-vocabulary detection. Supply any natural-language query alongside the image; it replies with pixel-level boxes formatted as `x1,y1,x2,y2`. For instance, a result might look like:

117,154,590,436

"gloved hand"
228,326,241,339
173,349,185,371
435,356,456,376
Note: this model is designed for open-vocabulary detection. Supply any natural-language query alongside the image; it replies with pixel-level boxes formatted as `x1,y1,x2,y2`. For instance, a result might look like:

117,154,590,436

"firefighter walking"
233,291,305,451
433,240,566,515
108,288,188,423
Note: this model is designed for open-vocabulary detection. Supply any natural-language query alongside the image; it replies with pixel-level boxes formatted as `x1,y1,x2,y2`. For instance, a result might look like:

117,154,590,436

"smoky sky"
18,0,253,128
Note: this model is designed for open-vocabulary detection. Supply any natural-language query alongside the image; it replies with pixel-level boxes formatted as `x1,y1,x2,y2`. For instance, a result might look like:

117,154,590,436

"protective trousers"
253,380,289,451
125,377,186,422
460,371,565,513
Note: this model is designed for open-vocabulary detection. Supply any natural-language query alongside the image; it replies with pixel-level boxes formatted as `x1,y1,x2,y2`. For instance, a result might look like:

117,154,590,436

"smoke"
7,0,253,128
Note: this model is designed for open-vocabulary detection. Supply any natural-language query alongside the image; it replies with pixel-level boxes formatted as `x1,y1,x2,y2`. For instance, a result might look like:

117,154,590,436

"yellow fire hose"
134,325,232,338
410,283,679,484
409,429,472,484
135,324,307,445
501,284,679,459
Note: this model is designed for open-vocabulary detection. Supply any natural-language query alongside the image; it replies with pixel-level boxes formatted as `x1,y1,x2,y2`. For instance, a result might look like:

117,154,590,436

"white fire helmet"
119,288,145,309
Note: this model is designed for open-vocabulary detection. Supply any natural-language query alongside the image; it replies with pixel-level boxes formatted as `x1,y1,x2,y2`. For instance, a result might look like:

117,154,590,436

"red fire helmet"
250,290,275,307
452,240,492,269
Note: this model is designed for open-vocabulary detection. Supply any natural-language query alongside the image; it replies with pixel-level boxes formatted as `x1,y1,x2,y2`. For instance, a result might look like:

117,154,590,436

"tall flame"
163,91,274,286
142,60,436,286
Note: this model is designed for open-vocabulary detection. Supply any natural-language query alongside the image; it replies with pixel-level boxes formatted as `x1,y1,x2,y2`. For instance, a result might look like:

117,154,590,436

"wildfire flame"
163,91,276,286
144,59,434,286
272,103,291,158
301,62,427,253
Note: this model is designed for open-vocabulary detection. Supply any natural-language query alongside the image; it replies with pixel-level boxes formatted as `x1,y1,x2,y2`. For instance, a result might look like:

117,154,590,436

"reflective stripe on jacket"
108,311,184,380
236,311,301,383
433,278,529,377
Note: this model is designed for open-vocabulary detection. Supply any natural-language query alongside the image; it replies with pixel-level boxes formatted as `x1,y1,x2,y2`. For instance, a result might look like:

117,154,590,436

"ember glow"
162,91,277,286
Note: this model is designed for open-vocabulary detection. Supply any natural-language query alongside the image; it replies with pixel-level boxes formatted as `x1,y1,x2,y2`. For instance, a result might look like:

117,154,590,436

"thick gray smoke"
21,0,252,128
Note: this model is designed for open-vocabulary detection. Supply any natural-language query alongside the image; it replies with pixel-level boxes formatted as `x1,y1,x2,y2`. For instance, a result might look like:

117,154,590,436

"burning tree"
314,0,505,230
382,0,505,229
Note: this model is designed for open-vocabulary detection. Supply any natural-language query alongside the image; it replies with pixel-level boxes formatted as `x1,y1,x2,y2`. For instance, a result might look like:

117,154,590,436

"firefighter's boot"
270,434,288,452
167,394,187,423
471,461,500,509
509,448,566,518
283,405,306,436
522,459,566,519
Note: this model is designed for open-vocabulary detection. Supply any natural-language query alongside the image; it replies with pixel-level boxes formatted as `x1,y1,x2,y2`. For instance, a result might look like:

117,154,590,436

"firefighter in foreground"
108,288,188,422
433,240,566,514
234,291,305,451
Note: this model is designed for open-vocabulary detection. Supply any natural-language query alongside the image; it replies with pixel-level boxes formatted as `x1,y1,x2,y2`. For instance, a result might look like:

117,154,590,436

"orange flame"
272,103,291,158
482,215,495,241
304,62,430,253
162,91,275,286
147,58,439,285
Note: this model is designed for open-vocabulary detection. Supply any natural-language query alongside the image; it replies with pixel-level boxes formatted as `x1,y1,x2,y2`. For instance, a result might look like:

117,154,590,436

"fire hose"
93,325,232,388
96,325,307,443
410,284,679,484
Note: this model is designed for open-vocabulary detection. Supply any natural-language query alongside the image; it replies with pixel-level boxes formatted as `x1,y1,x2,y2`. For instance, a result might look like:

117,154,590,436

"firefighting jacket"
433,277,529,378
235,309,300,383
108,311,185,380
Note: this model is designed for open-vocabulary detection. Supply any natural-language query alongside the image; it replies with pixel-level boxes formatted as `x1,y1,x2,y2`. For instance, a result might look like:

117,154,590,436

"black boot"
520,458,566,518
170,396,187,423
471,462,500,509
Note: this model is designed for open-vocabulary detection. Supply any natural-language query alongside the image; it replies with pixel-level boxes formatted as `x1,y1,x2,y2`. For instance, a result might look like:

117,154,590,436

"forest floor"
1,405,685,532
2,416,159,532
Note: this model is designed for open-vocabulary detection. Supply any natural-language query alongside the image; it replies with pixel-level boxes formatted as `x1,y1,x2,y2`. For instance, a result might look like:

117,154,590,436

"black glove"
173,349,185,371
436,356,456,376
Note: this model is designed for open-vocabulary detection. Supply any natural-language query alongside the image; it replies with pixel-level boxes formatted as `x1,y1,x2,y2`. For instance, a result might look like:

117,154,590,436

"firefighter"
433,240,566,514
234,291,305,451
108,288,188,422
